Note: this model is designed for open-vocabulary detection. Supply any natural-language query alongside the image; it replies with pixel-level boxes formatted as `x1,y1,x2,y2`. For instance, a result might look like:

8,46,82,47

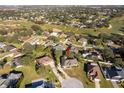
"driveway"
62,78,84,88
95,79,100,88
50,61,84,88
111,81,119,88
50,62,64,83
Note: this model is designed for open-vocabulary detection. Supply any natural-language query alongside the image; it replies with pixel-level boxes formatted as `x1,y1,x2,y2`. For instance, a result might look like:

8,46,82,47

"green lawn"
14,66,40,88
0,64,11,74
64,62,95,88
36,65,61,87
97,65,113,88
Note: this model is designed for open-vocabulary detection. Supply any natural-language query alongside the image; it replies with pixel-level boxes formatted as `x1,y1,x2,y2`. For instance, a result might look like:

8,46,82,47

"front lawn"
14,66,40,88
36,65,61,87
64,62,95,88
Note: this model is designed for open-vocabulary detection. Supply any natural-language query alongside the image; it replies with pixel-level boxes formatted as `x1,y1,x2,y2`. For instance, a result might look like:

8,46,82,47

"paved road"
111,81,119,88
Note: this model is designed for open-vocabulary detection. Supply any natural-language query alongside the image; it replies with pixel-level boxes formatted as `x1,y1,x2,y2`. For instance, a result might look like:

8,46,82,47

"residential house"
0,70,23,88
70,46,78,54
12,57,21,67
50,28,62,37
78,37,87,47
36,56,53,66
28,37,41,45
54,44,65,51
5,45,16,52
44,40,56,47
0,42,6,49
87,62,100,81
60,57,78,68
100,65,124,82
25,79,55,88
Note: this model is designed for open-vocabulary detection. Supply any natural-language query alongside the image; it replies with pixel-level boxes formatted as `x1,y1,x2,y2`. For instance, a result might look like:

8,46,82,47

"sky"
0,0,123,5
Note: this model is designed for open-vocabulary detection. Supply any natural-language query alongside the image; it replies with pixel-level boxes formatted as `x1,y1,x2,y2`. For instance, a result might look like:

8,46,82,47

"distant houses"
50,28,62,37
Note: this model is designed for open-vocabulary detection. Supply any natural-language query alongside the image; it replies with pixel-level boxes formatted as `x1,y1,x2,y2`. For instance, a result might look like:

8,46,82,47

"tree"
0,35,5,42
22,43,34,56
55,50,62,66
48,36,59,43
21,55,35,66
31,24,43,35
119,46,124,60
103,46,114,61
114,58,124,68
0,58,7,69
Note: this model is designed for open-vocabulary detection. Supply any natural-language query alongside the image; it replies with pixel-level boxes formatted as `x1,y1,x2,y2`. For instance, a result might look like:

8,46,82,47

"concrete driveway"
62,78,84,88
50,61,84,88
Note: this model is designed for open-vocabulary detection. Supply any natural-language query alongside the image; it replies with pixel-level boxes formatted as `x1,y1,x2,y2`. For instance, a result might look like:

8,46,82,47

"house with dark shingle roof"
0,70,23,88
25,79,55,88
101,65,124,81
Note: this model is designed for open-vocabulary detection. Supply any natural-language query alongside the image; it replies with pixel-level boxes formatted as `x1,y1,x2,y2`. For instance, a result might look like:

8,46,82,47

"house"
70,46,78,54
0,70,23,88
25,79,55,88
18,36,30,42
87,62,100,81
42,31,50,37
28,37,40,45
12,56,21,67
59,33,67,39
50,28,62,37
5,45,16,51
53,44,65,51
36,56,53,66
61,58,78,68
0,42,6,48
78,37,87,47
44,40,56,47
100,65,124,81
82,49,91,58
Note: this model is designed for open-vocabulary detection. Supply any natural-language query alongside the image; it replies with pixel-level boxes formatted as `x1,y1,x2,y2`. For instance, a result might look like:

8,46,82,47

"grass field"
36,65,61,87
0,64,11,74
14,66,40,88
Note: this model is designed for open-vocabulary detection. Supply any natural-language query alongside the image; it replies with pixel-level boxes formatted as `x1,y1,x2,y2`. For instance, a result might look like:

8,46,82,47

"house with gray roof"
0,42,6,48
25,79,55,88
0,70,23,88
60,57,78,68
